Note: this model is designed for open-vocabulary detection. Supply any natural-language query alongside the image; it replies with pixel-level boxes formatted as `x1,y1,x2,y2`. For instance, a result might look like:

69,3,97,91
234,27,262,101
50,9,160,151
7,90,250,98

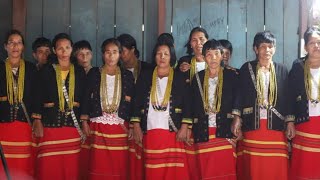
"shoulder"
178,55,193,63
140,60,154,69
225,65,239,75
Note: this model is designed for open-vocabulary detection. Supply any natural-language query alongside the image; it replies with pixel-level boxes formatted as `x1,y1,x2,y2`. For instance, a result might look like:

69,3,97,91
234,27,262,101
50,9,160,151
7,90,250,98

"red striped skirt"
88,122,129,180
194,127,236,180
144,129,190,180
237,119,288,180
128,138,144,180
0,120,34,180
79,138,90,180
36,127,81,180
185,133,201,180
290,116,320,180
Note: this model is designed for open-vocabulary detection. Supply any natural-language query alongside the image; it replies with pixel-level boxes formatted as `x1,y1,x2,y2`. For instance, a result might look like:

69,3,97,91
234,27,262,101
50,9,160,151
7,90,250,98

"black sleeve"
80,68,97,120
232,62,248,117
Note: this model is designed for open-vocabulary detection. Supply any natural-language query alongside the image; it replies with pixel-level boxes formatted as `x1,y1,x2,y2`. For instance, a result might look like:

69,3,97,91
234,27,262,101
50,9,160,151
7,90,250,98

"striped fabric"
290,116,320,180
36,127,81,180
143,129,190,180
88,122,129,180
237,119,289,180
129,139,144,180
0,121,35,180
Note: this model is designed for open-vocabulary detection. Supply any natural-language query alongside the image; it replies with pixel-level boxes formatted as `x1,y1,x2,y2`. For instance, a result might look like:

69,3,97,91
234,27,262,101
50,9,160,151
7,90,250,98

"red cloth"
195,127,236,180
128,139,144,180
0,121,34,180
290,116,320,180
36,127,81,180
79,139,90,180
88,122,129,180
143,129,190,180
237,119,288,180
185,133,201,180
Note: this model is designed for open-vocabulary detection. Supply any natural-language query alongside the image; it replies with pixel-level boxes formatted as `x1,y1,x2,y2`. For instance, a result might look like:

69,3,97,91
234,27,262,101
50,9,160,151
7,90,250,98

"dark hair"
157,33,174,45
117,33,140,58
202,39,224,56
73,40,92,53
101,38,122,64
4,29,25,45
253,31,276,48
152,41,176,67
304,26,320,45
219,39,233,55
52,33,73,49
32,37,51,52
185,27,209,55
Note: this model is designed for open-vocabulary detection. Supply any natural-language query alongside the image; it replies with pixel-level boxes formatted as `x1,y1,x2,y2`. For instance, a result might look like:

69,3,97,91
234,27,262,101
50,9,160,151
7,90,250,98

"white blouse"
309,68,320,116
208,77,218,127
260,71,270,119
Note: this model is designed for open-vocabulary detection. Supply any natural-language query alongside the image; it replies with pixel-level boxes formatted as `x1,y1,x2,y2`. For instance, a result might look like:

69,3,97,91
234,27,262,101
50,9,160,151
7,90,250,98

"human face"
33,46,51,65
103,43,120,67
54,39,72,65
205,49,222,70
155,45,171,69
305,32,320,60
190,31,207,56
254,43,275,63
120,47,135,64
222,48,231,66
5,34,24,60
76,48,92,69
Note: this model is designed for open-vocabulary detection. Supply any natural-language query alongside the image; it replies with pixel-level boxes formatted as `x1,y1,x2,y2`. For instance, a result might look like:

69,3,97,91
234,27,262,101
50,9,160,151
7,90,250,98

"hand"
32,119,43,138
82,121,91,137
179,62,191,72
286,122,296,140
128,128,134,140
176,124,188,142
133,123,143,144
184,128,193,146
231,115,243,141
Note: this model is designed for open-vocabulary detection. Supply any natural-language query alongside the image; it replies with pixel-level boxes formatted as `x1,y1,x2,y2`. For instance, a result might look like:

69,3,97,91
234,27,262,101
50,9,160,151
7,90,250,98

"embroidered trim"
175,108,182,113
243,107,253,115
181,118,192,124
232,109,241,116
0,96,8,101
130,117,141,123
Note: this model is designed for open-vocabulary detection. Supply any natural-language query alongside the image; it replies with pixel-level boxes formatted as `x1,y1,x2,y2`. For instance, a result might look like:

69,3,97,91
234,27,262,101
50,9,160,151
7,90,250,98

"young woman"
32,33,86,180
132,41,192,179
0,29,37,179
81,38,134,180
191,39,238,179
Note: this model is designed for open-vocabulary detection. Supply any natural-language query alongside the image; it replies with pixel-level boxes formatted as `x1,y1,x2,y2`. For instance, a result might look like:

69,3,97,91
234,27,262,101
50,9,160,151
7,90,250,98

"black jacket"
0,60,37,123
287,58,310,124
233,60,289,132
32,63,86,127
81,67,135,122
176,55,194,83
131,68,193,133
191,68,239,143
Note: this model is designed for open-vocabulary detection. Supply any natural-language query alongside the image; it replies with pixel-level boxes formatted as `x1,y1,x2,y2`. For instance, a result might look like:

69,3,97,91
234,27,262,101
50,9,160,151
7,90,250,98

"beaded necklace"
5,58,25,105
203,68,223,113
304,60,320,105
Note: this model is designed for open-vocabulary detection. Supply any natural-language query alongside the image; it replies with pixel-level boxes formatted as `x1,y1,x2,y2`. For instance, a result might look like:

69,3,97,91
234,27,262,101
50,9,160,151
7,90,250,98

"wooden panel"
144,0,158,62
116,0,143,61
265,0,284,64
42,0,70,41
201,0,228,40
96,0,115,67
0,0,12,61
25,0,43,62
165,0,172,33
284,0,299,68
246,0,264,61
228,0,247,69
70,0,97,65
172,0,200,59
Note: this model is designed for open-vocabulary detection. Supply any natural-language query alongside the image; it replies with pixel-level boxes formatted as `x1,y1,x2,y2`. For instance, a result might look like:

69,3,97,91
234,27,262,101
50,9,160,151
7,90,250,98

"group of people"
0,25,319,180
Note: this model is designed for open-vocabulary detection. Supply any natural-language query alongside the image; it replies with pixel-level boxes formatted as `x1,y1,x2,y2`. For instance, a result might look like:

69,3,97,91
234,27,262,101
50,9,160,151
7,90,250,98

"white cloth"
309,68,320,116
147,77,170,130
196,61,206,72
260,71,270,119
208,77,218,127
90,112,124,125
127,67,134,73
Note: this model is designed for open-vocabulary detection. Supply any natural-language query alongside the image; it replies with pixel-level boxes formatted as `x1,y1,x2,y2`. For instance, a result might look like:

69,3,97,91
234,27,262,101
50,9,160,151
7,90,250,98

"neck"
104,65,118,75
60,62,70,71
194,54,204,62
308,57,320,69
157,66,170,78
84,65,92,73
8,57,21,68
258,59,272,69
209,67,220,78
124,57,138,69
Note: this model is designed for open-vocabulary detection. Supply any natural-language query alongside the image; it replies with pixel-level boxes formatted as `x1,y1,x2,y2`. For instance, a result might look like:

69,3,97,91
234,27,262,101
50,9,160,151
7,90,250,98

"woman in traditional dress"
32,33,86,180
0,29,37,179
81,38,134,180
132,40,192,179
